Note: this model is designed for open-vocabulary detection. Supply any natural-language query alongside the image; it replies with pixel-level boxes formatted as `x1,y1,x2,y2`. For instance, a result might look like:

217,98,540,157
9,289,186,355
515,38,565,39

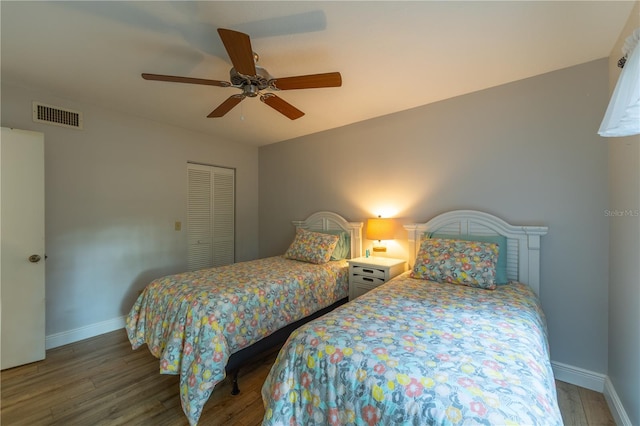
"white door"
1,127,46,369
187,163,235,271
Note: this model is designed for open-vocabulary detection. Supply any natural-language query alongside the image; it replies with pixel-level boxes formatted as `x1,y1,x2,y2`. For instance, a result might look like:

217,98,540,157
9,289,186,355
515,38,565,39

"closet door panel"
187,164,234,271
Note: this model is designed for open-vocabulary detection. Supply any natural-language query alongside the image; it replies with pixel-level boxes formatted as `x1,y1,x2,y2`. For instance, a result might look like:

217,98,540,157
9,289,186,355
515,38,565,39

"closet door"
187,163,235,271
1,128,45,369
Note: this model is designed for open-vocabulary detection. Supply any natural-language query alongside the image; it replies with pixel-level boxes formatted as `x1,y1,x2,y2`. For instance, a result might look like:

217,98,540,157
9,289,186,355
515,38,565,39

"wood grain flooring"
556,380,616,426
1,330,615,425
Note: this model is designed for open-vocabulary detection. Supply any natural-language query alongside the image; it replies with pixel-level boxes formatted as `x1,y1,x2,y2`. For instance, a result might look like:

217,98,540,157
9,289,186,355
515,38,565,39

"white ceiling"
1,1,634,147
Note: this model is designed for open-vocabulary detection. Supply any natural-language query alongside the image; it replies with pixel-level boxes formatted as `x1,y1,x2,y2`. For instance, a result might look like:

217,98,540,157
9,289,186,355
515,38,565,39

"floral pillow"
410,238,499,289
284,228,340,264
427,233,509,284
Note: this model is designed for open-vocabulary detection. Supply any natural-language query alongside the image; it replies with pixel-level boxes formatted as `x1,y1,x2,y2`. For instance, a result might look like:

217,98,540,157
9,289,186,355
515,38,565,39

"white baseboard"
45,316,126,349
604,376,633,426
552,361,634,426
551,360,606,392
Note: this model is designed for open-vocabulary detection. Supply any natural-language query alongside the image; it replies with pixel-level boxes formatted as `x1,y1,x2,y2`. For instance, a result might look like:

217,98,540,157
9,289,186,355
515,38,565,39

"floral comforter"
262,273,563,425
126,256,348,425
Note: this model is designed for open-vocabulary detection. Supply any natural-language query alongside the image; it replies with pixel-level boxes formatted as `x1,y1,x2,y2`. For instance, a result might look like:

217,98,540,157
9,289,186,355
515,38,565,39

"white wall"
605,3,640,425
1,81,259,344
259,60,610,383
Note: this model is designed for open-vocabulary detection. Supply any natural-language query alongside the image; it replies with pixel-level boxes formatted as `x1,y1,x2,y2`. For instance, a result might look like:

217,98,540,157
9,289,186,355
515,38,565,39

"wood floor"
1,330,615,426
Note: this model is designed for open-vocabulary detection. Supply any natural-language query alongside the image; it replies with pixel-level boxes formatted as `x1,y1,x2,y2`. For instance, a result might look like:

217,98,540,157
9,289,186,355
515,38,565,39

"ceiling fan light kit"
142,28,342,120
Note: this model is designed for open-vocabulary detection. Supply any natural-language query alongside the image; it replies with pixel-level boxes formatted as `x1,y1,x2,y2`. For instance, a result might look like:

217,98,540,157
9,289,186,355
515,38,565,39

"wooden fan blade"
217,28,256,76
208,95,244,118
270,72,342,90
142,73,230,87
260,94,304,120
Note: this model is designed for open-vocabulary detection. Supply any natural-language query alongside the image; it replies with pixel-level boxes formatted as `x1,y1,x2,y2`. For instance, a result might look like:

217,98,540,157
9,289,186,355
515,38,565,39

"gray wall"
1,81,259,338
606,3,640,424
259,60,610,376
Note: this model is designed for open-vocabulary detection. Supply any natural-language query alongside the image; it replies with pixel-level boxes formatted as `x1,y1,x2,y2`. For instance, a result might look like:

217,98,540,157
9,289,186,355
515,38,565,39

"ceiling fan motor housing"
230,66,272,93
243,84,259,97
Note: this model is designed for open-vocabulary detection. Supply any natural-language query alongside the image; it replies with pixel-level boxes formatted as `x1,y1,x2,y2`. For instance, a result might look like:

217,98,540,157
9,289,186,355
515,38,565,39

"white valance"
598,28,640,138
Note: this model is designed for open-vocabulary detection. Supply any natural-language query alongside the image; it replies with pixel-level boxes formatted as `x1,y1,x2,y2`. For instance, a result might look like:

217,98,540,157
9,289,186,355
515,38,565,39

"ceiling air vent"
32,102,83,129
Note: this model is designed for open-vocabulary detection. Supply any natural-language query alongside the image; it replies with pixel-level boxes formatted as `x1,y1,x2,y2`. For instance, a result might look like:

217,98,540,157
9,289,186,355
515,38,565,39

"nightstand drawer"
347,256,407,301
351,265,386,279
351,274,386,286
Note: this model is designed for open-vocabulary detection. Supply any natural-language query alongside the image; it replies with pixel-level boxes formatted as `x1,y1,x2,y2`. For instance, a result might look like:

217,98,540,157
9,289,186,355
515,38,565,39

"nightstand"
348,256,407,300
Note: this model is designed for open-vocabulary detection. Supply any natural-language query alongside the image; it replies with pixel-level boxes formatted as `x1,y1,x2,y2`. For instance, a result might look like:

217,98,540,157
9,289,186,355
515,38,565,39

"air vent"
32,102,83,129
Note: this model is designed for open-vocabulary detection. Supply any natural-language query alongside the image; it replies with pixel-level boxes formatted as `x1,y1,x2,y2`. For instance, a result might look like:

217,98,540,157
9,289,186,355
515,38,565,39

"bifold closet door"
187,163,235,271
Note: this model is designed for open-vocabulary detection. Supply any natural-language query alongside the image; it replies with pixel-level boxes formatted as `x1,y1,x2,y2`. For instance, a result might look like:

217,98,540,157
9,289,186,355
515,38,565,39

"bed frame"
226,211,363,394
404,210,548,296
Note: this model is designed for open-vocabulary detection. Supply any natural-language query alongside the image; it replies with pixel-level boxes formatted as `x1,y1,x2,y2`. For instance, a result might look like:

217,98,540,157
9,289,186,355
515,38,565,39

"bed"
262,210,564,425
125,211,362,426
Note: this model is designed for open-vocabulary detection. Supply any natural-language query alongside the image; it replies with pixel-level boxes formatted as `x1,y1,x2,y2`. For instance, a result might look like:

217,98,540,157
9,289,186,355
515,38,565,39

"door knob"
28,254,41,263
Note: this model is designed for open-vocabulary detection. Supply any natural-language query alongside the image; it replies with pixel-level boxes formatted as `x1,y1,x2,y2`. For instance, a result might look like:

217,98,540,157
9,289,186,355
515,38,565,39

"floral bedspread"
262,273,563,425
126,256,348,425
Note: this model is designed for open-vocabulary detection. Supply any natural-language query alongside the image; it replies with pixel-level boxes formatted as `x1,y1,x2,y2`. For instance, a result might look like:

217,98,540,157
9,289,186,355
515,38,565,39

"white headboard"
292,211,363,259
404,210,548,296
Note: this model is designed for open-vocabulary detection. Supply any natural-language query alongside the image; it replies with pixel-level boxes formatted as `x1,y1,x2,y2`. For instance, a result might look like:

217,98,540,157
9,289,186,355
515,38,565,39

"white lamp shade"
598,28,640,138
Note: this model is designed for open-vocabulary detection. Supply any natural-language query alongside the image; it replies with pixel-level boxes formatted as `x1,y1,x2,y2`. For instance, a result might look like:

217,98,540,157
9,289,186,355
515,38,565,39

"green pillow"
428,233,508,284
318,230,351,260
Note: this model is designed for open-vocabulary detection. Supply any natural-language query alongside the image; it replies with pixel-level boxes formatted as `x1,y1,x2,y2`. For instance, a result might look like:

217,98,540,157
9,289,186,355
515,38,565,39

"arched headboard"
292,211,363,259
404,210,548,295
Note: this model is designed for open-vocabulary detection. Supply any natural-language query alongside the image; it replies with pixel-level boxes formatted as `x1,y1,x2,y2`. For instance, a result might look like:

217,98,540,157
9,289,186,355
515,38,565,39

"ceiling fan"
142,28,342,120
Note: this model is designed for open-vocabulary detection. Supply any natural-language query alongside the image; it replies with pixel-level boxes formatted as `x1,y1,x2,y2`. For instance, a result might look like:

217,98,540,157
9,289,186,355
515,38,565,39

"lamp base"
372,246,387,253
